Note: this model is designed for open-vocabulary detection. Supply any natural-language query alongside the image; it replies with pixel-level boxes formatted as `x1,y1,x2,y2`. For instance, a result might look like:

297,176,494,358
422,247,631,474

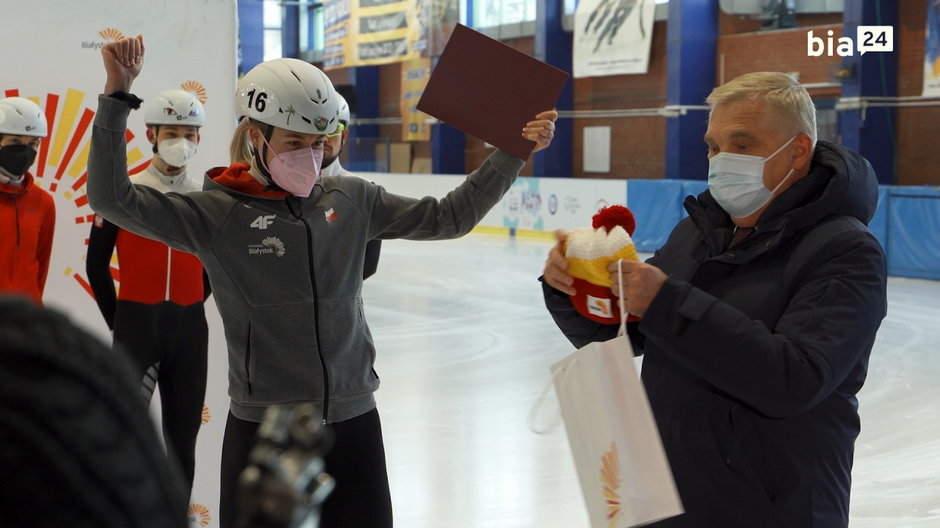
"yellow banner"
324,0,421,69
400,57,431,141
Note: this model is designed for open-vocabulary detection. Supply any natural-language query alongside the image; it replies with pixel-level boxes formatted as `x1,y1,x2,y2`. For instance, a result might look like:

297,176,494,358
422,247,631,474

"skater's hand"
523,110,559,154
102,35,145,95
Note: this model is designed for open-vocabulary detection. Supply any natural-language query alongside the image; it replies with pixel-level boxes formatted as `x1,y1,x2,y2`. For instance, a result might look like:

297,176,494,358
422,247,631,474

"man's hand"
523,110,559,154
609,259,667,317
543,229,575,295
102,35,145,95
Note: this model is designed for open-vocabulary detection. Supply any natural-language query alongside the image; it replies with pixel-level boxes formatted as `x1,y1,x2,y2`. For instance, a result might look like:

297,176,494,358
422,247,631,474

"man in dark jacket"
541,72,887,528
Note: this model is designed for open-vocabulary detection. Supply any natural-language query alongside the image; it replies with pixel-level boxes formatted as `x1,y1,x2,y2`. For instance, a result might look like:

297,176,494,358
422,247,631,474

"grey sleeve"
368,150,524,240
86,95,215,254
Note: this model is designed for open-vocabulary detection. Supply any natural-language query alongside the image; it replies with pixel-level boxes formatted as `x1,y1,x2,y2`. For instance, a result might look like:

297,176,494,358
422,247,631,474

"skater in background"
86,87,210,498
319,92,381,279
0,97,55,305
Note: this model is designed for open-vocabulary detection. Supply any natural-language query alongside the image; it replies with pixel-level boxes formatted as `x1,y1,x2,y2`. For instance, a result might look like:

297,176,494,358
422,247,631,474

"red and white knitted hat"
564,205,638,324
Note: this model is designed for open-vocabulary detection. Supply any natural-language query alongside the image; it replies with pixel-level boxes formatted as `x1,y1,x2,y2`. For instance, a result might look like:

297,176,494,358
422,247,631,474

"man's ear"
792,132,814,170
145,126,157,145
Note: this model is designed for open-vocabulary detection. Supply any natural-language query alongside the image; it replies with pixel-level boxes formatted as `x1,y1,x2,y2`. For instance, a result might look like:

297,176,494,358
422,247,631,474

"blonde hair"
229,118,272,186
706,72,817,146
229,119,254,165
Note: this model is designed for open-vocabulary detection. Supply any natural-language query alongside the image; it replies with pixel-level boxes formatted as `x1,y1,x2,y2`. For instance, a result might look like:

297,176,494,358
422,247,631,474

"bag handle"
527,365,566,435
616,258,627,336
530,261,628,435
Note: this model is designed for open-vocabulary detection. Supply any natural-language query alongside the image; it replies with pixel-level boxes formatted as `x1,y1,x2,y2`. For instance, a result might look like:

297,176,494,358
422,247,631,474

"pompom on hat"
564,205,638,324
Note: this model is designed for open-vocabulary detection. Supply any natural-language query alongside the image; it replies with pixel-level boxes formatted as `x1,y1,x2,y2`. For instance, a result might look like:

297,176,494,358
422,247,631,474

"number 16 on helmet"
235,58,340,136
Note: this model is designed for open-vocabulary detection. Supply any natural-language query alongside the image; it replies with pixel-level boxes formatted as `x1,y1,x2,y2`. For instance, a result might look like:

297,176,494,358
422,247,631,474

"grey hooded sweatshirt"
88,95,525,423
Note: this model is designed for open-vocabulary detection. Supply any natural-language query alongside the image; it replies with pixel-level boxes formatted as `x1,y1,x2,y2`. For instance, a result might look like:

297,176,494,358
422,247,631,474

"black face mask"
0,144,38,178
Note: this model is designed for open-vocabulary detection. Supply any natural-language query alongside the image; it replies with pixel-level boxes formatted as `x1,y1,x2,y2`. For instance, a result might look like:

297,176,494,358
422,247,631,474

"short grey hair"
706,72,817,147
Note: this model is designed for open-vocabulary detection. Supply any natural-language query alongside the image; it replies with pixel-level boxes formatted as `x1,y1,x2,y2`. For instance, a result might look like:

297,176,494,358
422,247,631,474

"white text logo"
248,237,286,257
807,27,893,57
250,214,276,230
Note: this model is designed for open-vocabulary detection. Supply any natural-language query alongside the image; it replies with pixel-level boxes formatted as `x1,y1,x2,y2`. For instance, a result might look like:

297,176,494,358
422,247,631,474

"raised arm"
368,110,559,241
87,35,215,254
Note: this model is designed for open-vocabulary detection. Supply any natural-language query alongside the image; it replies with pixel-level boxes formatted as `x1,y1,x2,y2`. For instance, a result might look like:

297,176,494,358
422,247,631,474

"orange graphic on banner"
188,503,211,527
181,80,208,104
600,442,623,527
99,28,124,42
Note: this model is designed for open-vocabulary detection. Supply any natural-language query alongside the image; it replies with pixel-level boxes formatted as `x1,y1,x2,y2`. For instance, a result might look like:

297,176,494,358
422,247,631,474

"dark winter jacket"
543,141,888,528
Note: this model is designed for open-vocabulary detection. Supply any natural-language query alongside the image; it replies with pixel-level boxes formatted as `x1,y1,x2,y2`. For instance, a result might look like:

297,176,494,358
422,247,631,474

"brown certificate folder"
416,24,569,160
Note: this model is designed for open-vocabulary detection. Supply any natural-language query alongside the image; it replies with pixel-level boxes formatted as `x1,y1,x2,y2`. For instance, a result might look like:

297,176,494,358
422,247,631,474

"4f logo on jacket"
250,214,276,230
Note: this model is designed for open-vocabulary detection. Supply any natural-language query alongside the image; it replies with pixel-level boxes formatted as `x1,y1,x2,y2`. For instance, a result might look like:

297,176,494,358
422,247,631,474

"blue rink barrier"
626,180,940,280
885,187,940,280
627,180,687,252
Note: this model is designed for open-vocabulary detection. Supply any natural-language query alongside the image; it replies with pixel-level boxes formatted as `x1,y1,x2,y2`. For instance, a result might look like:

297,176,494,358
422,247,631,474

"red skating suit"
86,162,208,492
0,171,55,304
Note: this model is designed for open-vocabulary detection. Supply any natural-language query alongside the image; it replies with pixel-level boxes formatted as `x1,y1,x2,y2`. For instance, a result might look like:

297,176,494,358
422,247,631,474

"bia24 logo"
807,27,893,57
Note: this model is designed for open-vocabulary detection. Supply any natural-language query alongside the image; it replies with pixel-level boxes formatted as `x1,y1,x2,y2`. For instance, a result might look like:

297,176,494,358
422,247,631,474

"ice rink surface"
363,234,940,528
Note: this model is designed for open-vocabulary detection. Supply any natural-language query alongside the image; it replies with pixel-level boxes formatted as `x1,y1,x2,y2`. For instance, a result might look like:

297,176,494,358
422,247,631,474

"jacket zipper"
13,197,21,247
245,320,253,395
289,196,330,423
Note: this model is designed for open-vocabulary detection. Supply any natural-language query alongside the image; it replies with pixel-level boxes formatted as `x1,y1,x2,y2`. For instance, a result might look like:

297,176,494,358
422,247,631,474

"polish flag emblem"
325,207,337,224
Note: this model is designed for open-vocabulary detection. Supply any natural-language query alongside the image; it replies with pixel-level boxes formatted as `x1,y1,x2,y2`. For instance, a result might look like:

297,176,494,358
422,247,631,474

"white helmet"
144,89,206,127
236,58,339,135
336,92,350,125
0,97,48,138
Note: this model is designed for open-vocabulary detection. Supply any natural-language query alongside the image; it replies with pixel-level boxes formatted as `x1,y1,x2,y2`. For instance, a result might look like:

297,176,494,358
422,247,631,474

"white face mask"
157,137,198,168
707,135,797,218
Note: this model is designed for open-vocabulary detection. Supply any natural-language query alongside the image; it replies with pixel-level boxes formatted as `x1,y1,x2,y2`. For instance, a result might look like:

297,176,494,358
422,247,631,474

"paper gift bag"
551,334,683,527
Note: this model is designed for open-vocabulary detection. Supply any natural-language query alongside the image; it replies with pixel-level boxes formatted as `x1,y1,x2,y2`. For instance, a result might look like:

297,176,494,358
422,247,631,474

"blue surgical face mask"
707,135,797,218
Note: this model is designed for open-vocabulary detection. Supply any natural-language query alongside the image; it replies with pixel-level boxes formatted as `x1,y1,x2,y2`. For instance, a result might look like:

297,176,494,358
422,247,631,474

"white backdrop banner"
573,0,656,78
3,2,237,526
363,170,629,232
498,176,628,231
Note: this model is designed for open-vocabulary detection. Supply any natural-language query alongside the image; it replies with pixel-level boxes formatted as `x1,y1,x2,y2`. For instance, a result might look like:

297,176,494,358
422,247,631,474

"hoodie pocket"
317,297,379,397
727,405,778,504
244,302,323,405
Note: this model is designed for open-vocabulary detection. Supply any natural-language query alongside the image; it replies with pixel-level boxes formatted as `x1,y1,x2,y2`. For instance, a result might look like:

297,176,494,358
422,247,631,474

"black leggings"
112,300,208,494
220,408,393,528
